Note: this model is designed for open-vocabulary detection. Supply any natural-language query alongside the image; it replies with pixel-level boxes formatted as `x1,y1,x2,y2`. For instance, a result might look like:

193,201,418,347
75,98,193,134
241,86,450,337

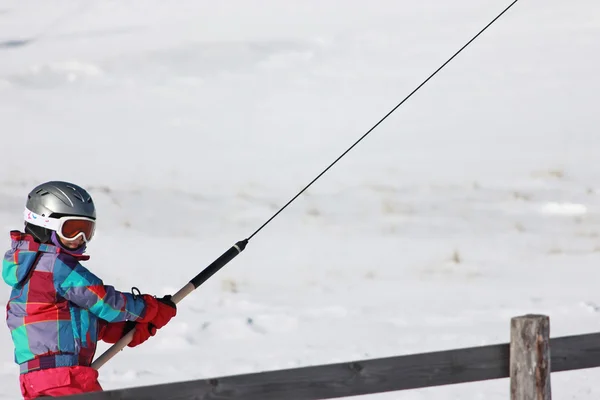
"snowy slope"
1,0,600,398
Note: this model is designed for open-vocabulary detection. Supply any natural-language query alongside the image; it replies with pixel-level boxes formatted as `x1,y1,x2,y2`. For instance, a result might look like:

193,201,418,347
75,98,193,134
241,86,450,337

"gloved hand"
150,295,177,330
98,320,126,344
127,322,156,347
137,294,159,323
136,294,177,327
136,293,175,320
98,320,156,347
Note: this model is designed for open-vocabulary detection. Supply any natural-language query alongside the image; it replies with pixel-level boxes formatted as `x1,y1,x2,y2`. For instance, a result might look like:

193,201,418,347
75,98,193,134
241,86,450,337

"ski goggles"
24,208,96,242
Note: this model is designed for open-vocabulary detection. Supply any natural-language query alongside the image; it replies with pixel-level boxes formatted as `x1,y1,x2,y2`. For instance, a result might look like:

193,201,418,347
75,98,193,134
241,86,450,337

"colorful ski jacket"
2,231,150,373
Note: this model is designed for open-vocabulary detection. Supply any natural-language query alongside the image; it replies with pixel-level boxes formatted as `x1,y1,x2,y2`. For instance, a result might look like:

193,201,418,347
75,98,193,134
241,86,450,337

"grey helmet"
24,181,96,243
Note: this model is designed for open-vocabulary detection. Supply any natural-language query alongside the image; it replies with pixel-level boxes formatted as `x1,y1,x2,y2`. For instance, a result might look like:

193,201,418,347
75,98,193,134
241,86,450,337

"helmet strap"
24,223,52,244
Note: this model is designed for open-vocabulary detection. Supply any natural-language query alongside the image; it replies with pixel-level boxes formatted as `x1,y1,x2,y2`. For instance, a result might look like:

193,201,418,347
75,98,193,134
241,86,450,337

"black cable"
96,1,522,368
247,0,520,241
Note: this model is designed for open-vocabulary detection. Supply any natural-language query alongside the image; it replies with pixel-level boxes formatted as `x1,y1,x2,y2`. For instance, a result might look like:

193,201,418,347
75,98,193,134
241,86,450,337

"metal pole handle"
91,240,247,370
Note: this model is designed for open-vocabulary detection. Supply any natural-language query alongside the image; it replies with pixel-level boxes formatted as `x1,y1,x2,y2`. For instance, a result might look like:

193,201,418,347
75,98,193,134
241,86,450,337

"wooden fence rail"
64,315,600,399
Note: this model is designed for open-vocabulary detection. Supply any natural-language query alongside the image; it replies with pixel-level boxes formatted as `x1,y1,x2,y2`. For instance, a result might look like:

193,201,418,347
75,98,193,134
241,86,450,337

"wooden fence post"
510,314,551,400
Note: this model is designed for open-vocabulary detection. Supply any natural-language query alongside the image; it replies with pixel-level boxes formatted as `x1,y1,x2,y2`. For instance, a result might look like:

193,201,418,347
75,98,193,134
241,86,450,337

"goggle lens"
61,219,95,241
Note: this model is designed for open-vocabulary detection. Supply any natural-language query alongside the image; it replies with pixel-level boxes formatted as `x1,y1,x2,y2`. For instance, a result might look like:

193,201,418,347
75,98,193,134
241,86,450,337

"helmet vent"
72,192,84,202
66,185,86,202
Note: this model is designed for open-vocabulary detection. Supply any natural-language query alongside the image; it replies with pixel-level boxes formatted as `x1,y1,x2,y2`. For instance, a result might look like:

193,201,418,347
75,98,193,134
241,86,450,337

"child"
2,181,177,399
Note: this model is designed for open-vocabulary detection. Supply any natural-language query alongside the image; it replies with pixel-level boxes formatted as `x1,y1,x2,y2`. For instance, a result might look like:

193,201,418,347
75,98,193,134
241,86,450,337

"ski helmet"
23,181,96,243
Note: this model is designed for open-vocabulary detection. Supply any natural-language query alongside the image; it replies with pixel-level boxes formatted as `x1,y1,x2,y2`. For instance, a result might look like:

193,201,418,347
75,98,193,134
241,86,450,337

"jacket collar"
9,231,90,261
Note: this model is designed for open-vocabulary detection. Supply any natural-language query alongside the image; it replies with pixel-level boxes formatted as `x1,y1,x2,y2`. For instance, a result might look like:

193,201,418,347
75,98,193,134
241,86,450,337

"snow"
1,0,600,398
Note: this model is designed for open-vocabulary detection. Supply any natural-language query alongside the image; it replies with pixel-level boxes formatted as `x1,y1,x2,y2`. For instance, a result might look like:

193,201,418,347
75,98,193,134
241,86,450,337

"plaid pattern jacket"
2,231,149,373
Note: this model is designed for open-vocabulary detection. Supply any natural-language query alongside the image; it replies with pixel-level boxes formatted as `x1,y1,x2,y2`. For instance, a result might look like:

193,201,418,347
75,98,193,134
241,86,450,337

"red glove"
136,295,176,328
150,295,177,329
128,295,176,346
98,321,126,344
128,323,156,347
136,295,159,323
99,320,156,347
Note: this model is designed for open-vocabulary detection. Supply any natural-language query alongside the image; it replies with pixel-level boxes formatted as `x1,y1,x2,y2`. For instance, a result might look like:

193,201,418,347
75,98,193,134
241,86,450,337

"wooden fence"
65,314,600,399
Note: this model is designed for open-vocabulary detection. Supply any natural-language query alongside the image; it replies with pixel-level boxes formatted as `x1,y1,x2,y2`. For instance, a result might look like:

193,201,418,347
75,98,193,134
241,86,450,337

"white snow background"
1,0,600,398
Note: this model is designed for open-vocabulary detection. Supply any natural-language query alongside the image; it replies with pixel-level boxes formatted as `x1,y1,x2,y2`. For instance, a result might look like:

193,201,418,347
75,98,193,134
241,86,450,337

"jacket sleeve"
52,254,150,323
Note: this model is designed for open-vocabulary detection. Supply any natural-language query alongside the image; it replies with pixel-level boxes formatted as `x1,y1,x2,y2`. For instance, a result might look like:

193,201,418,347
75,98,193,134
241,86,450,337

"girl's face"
58,235,85,250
